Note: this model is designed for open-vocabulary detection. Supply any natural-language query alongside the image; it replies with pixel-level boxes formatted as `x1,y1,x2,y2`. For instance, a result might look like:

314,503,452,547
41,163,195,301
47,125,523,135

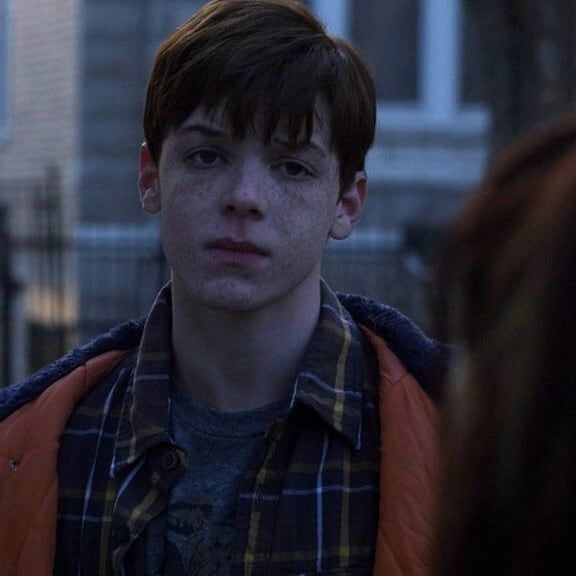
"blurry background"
0,0,575,385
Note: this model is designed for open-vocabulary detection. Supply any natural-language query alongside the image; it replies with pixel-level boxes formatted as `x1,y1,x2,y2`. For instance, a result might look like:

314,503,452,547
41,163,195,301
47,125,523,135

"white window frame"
0,0,11,143
308,0,488,131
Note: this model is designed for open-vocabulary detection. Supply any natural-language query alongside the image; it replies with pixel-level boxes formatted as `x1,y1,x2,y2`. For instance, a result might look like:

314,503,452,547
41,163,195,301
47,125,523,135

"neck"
170,278,321,412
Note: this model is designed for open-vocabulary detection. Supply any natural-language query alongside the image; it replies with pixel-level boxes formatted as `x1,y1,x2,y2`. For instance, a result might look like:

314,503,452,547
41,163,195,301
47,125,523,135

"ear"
329,171,367,240
138,142,161,214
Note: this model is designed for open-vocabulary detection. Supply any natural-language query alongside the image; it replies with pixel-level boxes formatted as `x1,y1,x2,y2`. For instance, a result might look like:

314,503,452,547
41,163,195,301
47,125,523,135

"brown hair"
143,0,376,191
434,115,576,575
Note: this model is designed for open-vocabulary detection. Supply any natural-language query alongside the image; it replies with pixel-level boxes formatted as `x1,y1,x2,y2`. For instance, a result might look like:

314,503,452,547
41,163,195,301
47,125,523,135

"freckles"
166,177,216,213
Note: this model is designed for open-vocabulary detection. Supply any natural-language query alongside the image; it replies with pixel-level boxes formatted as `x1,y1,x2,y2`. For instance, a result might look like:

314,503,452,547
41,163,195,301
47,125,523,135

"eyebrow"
271,136,328,157
176,122,230,138
176,122,328,157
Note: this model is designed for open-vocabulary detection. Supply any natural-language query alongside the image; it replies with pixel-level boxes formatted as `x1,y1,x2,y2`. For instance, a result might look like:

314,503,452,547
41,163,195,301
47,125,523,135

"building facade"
0,0,80,230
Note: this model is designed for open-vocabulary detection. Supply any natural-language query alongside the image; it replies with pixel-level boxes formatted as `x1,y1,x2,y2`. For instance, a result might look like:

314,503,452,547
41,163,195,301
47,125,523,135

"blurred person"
0,1,447,574
433,115,576,575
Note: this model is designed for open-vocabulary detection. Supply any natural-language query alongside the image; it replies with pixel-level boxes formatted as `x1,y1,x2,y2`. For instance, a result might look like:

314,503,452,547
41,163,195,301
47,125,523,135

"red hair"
435,115,576,575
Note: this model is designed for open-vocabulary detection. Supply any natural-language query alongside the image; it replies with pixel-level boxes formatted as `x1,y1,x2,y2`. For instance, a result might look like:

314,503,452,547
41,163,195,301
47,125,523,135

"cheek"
274,198,336,253
160,193,204,254
161,173,215,220
161,199,191,238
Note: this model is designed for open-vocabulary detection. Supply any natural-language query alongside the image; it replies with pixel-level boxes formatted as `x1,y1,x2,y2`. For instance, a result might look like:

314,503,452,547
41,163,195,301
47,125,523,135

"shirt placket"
109,443,187,575
233,417,297,576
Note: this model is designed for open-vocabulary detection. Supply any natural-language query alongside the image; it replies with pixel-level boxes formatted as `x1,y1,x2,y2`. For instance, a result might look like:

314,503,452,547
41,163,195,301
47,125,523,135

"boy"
0,1,446,574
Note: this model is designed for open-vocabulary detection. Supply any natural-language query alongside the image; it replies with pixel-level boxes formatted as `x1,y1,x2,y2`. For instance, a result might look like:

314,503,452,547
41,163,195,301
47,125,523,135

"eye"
188,149,222,166
279,161,313,178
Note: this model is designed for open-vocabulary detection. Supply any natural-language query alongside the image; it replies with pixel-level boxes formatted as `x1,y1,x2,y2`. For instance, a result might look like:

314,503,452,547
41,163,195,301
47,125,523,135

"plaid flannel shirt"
55,282,380,575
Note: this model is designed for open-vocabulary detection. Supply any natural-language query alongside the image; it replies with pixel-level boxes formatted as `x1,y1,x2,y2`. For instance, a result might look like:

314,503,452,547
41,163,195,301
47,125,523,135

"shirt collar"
289,280,368,450
112,279,370,475
112,283,174,476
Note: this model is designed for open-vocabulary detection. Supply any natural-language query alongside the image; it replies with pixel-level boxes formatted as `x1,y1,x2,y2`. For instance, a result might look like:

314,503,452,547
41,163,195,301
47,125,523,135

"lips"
205,238,270,257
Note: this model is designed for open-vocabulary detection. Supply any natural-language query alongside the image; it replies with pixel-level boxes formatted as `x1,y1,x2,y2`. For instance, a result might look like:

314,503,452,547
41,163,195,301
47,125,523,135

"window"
353,0,420,102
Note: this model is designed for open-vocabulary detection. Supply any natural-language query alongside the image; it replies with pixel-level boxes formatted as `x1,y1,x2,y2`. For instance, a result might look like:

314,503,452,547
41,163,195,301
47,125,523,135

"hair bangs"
170,42,333,148
143,0,376,191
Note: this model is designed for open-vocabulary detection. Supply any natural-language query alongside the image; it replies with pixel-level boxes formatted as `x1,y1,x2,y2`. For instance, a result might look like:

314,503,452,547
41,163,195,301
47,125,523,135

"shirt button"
161,449,180,471
8,458,21,470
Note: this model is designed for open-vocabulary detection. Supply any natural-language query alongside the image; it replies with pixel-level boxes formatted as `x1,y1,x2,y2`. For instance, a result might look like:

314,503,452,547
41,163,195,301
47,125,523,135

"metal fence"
0,169,169,387
0,172,68,386
75,225,170,341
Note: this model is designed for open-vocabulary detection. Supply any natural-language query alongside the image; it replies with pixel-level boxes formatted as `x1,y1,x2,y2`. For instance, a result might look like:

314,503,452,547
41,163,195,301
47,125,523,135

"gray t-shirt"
146,381,290,575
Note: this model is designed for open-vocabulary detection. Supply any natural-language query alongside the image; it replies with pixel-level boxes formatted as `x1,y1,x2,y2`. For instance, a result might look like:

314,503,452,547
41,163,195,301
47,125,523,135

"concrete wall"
0,0,80,234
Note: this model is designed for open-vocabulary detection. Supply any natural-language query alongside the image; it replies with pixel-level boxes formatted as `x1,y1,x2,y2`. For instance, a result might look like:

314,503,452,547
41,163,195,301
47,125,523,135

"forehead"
175,98,333,148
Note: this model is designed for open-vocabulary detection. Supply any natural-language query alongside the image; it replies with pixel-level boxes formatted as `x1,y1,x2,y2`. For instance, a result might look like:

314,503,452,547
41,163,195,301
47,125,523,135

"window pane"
352,0,419,101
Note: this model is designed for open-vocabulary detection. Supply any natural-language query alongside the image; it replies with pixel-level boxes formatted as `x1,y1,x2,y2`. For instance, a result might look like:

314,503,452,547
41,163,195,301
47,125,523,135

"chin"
175,271,313,315
195,281,270,313
204,300,259,313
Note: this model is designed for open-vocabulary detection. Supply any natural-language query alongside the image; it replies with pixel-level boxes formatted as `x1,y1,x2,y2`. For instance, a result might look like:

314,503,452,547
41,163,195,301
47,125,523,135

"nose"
220,163,267,219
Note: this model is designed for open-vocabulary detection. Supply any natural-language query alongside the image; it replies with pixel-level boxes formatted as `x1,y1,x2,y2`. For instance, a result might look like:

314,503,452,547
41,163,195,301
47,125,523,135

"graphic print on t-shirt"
164,501,236,575
152,380,290,576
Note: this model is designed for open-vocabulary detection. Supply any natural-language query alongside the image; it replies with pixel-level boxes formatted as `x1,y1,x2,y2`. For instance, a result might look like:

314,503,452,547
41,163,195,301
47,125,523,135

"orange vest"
0,329,439,576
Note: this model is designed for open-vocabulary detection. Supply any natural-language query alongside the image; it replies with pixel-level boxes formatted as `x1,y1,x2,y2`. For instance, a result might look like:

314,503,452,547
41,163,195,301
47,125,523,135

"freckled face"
141,102,361,313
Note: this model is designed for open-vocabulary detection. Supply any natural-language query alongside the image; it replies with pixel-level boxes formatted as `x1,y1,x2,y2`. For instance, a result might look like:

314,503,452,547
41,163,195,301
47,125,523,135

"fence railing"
0,169,170,386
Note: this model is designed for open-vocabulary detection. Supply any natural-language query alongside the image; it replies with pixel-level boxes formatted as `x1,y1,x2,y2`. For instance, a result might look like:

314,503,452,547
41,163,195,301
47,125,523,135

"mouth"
206,238,269,255
204,238,270,265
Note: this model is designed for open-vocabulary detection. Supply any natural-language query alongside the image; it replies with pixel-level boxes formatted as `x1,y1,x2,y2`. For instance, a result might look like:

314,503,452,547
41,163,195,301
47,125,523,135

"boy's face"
138,100,366,313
